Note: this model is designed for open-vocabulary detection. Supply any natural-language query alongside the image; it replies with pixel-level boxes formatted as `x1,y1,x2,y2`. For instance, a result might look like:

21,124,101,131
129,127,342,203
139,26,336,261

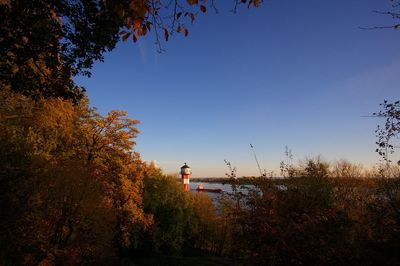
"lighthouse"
180,163,191,191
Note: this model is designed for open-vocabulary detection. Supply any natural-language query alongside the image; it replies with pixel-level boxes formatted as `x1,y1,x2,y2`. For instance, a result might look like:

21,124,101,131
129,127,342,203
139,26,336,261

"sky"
75,0,400,177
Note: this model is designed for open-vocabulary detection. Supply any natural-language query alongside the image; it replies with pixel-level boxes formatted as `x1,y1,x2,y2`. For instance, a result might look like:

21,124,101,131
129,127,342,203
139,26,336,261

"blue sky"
75,0,400,177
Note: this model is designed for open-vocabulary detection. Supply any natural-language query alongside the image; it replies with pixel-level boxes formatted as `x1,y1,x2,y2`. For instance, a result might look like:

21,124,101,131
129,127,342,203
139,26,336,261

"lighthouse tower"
180,163,191,191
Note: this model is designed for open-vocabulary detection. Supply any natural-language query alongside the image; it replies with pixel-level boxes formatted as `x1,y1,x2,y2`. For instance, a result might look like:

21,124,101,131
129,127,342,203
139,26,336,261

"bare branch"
362,2,400,30
359,24,400,30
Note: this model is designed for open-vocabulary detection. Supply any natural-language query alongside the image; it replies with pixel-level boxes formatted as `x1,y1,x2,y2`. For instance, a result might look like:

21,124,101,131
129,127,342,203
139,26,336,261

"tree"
0,0,261,101
374,100,400,163
0,88,151,264
137,169,192,255
134,166,225,257
332,159,364,178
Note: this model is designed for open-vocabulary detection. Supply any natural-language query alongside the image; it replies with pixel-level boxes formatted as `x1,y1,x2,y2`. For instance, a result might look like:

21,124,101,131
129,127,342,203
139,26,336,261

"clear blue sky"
75,0,400,177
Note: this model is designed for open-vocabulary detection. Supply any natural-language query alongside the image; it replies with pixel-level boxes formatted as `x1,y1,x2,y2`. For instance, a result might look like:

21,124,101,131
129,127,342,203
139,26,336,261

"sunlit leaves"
134,19,141,29
115,0,261,50
241,0,262,8
0,90,150,263
187,0,199,5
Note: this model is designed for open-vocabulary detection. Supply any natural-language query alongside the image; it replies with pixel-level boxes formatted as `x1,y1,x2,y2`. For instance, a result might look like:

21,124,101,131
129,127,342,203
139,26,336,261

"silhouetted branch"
359,25,400,30
361,1,400,30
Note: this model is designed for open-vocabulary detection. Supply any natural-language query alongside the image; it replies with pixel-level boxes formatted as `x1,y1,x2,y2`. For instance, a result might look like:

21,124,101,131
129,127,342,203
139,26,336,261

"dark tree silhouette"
374,100,400,163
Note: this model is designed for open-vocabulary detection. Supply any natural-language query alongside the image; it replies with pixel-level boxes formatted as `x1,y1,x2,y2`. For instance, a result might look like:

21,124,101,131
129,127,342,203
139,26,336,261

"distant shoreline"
189,176,277,184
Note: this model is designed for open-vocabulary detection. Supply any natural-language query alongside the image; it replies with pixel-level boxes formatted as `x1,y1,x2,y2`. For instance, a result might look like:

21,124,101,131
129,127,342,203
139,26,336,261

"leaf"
122,32,131,42
139,25,147,36
177,12,182,19
132,33,138,43
177,25,182,33
164,29,169,41
200,5,206,13
189,13,195,24
134,19,141,30
126,17,132,29
119,30,127,35
184,28,189,37
187,0,198,5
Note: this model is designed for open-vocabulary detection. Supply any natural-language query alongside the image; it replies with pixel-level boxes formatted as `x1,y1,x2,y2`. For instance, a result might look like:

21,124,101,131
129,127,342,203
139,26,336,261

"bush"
223,158,400,265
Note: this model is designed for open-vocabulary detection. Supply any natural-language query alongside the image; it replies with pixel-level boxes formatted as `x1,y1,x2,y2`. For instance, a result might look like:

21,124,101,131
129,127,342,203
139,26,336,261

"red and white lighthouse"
180,163,191,191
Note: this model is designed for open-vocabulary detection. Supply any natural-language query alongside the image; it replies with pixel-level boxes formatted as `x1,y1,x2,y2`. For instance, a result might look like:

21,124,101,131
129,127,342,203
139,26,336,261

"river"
189,181,251,203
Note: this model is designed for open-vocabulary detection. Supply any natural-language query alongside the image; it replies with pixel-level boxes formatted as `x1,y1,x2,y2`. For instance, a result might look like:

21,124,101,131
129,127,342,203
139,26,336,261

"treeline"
193,158,399,184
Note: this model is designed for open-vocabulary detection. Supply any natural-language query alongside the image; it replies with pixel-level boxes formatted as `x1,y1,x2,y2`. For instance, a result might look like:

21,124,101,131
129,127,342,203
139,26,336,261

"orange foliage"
0,89,151,264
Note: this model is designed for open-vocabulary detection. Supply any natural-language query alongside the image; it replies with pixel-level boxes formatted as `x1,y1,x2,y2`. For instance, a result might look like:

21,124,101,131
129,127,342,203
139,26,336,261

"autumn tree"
0,88,151,264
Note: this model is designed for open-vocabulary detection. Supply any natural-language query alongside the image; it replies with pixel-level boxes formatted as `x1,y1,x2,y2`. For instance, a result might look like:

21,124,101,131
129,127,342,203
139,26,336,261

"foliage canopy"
0,0,260,101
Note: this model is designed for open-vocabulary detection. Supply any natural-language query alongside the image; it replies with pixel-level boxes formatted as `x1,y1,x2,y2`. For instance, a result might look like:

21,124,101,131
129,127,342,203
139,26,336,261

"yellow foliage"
0,89,150,264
